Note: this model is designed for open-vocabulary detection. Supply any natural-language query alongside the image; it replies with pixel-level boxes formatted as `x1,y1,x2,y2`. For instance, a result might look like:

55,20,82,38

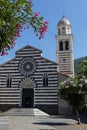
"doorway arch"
19,78,36,108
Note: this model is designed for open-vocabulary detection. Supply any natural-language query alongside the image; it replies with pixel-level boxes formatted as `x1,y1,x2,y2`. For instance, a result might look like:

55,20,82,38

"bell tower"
55,16,74,77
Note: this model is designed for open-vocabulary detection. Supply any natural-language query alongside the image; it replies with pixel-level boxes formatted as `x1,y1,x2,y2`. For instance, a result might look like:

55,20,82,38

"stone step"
1,108,49,116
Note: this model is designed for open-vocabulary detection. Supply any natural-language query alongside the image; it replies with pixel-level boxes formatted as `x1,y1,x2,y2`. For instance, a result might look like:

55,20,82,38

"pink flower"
34,12,40,17
44,21,48,24
1,50,8,56
38,21,48,39
27,0,32,6
15,23,22,29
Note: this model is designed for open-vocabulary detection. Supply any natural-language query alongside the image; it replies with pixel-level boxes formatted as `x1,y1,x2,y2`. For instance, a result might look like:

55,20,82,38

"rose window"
19,57,36,76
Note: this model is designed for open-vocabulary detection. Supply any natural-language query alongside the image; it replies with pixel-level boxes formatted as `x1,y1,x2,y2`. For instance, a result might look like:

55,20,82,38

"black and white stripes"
0,45,58,107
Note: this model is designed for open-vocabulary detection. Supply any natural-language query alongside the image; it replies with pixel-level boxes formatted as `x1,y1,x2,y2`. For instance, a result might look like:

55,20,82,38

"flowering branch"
0,0,48,56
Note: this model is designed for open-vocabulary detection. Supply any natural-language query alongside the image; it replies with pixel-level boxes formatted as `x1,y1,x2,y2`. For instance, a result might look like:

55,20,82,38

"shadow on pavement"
33,122,69,126
38,129,54,130
55,114,87,124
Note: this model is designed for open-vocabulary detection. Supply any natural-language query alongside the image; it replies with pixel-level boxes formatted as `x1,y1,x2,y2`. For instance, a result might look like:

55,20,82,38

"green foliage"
0,0,48,55
59,76,87,112
82,60,87,78
74,56,87,76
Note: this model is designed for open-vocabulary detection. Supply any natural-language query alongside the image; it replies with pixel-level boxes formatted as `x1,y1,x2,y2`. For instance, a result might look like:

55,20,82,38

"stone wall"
58,73,72,114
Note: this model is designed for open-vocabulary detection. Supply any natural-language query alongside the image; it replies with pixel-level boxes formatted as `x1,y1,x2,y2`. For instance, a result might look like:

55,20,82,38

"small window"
59,41,63,51
7,78,9,87
7,74,12,87
58,29,61,35
43,73,48,87
63,59,66,63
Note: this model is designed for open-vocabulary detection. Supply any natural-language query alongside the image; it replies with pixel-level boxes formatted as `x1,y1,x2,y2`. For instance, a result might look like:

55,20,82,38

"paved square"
0,109,87,130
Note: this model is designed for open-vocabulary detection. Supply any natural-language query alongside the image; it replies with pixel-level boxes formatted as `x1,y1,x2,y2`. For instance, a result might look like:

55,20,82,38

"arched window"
59,41,63,51
7,74,12,87
58,29,61,35
7,77,9,88
43,73,48,87
65,41,69,50
62,27,66,34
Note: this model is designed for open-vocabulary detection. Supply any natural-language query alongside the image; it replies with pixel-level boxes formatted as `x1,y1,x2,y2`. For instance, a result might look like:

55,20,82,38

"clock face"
19,57,36,76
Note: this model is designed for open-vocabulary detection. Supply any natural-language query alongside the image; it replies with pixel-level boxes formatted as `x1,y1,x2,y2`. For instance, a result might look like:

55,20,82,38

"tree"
59,61,87,117
0,0,48,56
59,75,87,124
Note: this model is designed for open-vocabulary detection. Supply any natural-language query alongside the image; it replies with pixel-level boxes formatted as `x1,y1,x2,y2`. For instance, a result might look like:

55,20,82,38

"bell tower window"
59,41,63,51
65,41,69,50
67,27,71,34
62,27,66,34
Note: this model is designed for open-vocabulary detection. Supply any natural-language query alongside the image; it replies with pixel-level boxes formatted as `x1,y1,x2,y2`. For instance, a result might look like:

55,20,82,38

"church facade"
0,16,74,115
0,45,58,114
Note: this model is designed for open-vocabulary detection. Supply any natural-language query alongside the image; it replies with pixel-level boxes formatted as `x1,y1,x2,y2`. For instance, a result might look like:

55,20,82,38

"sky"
1,0,87,64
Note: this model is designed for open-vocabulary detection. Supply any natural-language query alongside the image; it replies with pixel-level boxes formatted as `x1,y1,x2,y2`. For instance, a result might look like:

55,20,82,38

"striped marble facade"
0,45,58,114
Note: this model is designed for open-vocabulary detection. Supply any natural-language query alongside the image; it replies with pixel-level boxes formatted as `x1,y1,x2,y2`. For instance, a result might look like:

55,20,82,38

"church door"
22,88,34,108
20,78,35,108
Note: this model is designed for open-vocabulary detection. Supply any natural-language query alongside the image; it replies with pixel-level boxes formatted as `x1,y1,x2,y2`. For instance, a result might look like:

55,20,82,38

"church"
0,16,74,115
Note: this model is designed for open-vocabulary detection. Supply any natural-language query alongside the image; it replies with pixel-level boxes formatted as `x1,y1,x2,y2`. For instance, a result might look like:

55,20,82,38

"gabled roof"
15,45,42,54
0,58,15,67
0,44,57,66
15,45,57,65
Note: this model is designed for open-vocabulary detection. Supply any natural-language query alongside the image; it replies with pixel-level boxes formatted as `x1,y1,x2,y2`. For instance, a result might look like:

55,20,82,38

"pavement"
0,108,87,130
1,108,49,116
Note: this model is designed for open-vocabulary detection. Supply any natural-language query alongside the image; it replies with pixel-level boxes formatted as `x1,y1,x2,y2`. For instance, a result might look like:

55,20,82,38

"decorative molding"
19,77,36,89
